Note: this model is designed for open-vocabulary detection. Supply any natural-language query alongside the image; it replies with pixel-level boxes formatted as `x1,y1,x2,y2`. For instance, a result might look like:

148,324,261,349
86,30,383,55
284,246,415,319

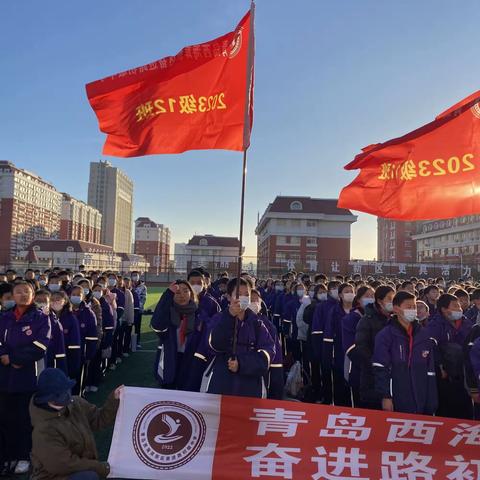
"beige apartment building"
88,160,133,253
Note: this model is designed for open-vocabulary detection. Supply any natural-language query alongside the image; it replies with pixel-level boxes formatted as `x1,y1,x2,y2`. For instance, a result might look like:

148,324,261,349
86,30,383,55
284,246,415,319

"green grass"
88,290,165,460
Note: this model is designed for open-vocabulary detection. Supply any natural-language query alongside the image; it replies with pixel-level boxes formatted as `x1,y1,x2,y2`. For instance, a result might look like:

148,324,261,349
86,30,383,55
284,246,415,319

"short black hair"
455,288,469,300
375,285,395,303
393,291,415,307
0,283,13,298
424,285,439,296
471,289,480,301
227,277,252,297
437,293,459,312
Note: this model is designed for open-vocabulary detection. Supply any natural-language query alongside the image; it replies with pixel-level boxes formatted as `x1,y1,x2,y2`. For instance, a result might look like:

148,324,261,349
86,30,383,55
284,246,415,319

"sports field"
90,286,165,460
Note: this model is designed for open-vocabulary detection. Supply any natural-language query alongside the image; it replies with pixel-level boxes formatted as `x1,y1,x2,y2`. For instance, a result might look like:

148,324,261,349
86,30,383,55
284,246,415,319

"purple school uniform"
341,309,362,388
207,309,275,398
99,296,115,349
0,306,51,393
372,319,438,415
311,296,337,360
111,287,125,320
58,309,82,378
198,291,221,319
72,302,98,362
470,336,480,389
46,312,67,374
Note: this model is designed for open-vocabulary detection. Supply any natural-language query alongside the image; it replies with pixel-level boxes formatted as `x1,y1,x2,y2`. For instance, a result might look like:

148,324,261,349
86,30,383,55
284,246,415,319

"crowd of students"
3,265,480,477
151,268,480,423
0,268,146,476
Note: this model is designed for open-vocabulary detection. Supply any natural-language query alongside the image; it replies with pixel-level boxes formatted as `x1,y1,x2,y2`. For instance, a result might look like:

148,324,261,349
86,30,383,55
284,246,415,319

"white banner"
108,387,221,480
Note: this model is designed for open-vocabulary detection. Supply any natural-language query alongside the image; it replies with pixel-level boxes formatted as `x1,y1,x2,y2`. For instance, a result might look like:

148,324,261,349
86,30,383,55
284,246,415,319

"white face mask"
342,293,355,303
330,289,339,300
403,309,417,323
239,296,250,311
248,302,262,314
384,302,394,313
449,311,463,321
308,291,315,299
317,293,328,302
92,291,103,300
296,289,305,298
191,284,203,295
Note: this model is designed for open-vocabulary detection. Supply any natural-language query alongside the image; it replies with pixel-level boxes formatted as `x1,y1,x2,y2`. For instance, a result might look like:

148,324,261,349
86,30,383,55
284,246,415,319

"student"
423,285,440,318
207,278,275,398
30,368,121,480
465,288,480,324
355,285,395,409
322,283,355,406
455,288,471,315
0,283,15,313
187,270,221,318
283,282,305,361
132,275,147,348
108,275,125,367
249,289,284,400
416,300,430,327
342,286,375,407
47,275,63,293
0,281,51,474
372,291,438,415
426,293,473,419
69,287,98,395
150,281,204,391
35,289,67,375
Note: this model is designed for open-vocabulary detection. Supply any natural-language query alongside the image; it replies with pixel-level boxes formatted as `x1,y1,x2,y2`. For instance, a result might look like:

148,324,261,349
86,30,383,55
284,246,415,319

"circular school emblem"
225,28,243,58
25,329,32,336
471,101,480,119
132,401,206,470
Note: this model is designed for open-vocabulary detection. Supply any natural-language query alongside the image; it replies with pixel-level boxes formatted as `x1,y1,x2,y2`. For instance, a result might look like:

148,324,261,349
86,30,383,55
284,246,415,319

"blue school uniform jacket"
322,302,348,376
372,318,438,415
111,287,125,321
0,306,51,393
311,296,337,360
72,303,98,362
341,309,362,387
58,309,82,378
151,290,207,391
99,296,115,350
469,336,480,391
207,309,275,398
198,291,221,319
46,312,67,374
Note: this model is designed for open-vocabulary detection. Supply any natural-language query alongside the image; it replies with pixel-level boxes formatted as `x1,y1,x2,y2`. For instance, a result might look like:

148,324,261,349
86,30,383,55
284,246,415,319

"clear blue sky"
2,0,480,260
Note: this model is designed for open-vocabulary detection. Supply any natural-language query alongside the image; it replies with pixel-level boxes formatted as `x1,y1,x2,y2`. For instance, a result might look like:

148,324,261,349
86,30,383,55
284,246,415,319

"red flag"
86,9,254,157
338,91,480,220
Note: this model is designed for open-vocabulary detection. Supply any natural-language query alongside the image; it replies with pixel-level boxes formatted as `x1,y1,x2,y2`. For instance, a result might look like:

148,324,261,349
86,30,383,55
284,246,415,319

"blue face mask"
361,298,375,308
108,278,117,287
70,296,82,306
2,300,16,310
49,284,61,292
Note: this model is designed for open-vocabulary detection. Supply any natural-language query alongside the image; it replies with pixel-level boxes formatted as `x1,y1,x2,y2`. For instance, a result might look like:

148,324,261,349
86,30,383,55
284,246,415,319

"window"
66,246,74,252
199,239,208,246
307,220,316,227
290,201,303,211
306,237,317,247
289,236,301,246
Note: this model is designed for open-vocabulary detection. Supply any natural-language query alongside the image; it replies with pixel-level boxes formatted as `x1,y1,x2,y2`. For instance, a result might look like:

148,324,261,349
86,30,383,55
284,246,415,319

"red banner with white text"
108,387,480,479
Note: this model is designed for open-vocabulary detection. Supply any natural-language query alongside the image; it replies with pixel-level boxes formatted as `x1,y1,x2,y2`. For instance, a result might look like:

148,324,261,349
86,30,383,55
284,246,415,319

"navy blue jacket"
198,291,221,319
110,287,125,321
207,309,275,398
342,309,362,387
322,301,348,373
469,336,480,391
151,290,207,391
58,309,82,378
373,318,438,415
71,303,98,362
46,312,67,374
311,296,337,360
0,306,51,393
99,296,115,349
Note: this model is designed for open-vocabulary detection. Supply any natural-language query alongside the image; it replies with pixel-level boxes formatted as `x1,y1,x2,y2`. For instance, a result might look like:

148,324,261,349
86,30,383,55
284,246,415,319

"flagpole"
232,0,255,356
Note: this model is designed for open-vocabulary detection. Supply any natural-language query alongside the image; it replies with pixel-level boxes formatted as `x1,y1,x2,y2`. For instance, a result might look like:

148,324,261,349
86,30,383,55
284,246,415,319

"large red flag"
338,91,480,220
86,9,254,157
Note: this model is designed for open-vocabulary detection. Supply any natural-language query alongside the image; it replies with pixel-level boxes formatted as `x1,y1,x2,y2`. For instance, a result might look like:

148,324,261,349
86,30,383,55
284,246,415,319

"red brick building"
377,218,419,263
60,193,102,244
255,196,357,275
134,217,171,273
0,161,62,267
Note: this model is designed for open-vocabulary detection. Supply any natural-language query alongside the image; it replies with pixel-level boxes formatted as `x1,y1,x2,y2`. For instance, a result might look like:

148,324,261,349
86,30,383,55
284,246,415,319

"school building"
255,196,357,276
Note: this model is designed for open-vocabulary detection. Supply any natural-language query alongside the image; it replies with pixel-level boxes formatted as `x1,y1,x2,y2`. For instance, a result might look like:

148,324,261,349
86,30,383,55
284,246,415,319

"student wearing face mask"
47,275,63,293
132,275,147,349
372,291,438,415
50,291,81,381
416,301,430,327
89,283,116,386
30,368,121,480
108,275,125,368
426,293,473,419
271,281,286,332
78,279,103,346
35,290,68,375
282,282,305,362
249,290,283,400
69,287,98,396
206,278,275,398
355,285,395,409
0,281,51,475
0,283,15,313
187,270,221,319
311,281,340,368
342,286,375,407
464,289,480,325
322,283,355,406
150,281,204,391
